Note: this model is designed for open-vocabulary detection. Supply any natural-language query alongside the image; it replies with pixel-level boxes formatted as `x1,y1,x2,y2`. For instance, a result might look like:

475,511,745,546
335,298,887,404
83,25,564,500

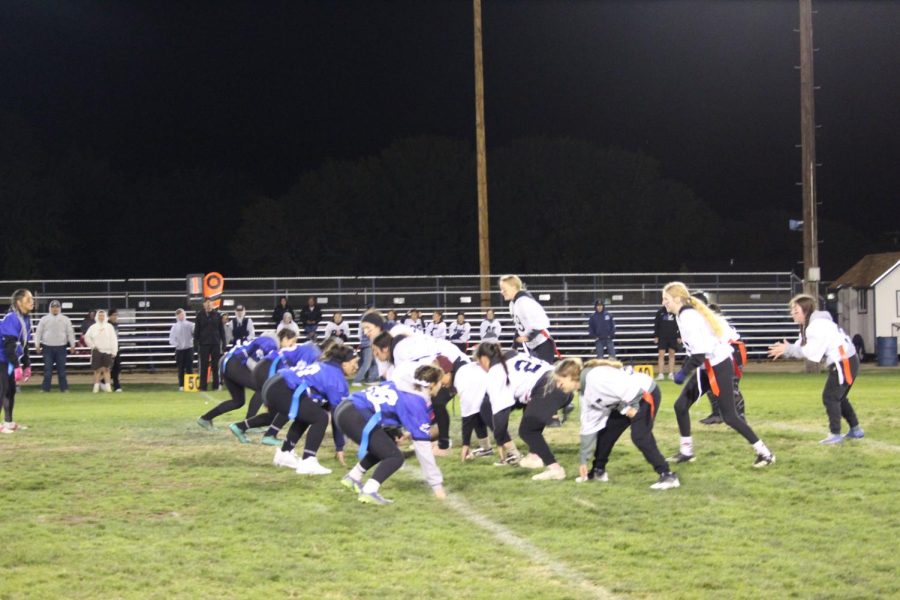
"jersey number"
512,359,543,373
365,386,399,409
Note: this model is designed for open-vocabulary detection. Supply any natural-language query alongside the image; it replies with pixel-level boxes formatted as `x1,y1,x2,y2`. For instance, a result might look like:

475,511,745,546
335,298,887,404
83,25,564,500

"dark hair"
108,308,118,316
10,289,31,314
318,336,341,356
372,331,394,350
277,328,298,342
320,343,356,363
413,365,444,389
790,294,818,346
475,341,509,385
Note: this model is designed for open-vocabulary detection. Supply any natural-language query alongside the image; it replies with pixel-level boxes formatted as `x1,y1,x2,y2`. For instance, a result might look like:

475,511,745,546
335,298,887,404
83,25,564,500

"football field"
2,370,898,599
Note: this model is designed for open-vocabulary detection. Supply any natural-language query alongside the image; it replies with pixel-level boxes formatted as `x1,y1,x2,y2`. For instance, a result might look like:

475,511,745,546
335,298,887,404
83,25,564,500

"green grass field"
2,371,899,599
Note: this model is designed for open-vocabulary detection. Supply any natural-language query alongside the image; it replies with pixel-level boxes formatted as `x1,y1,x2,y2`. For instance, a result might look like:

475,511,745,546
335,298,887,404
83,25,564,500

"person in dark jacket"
588,300,616,358
653,306,681,381
271,297,294,326
299,296,322,341
108,308,124,392
195,298,226,391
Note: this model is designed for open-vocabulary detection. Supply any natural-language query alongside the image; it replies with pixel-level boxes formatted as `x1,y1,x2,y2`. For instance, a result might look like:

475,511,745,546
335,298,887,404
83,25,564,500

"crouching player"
335,364,447,505
578,359,679,489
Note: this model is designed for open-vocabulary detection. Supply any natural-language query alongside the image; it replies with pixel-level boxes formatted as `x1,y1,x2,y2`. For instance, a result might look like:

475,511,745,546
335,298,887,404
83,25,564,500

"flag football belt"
268,355,283,378
703,359,721,397
288,383,310,421
540,329,562,359
358,408,383,460
641,390,656,419
730,340,747,379
838,346,854,386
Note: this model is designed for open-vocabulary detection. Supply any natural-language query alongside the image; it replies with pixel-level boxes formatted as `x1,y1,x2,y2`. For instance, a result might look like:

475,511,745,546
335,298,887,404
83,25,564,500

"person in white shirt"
168,309,195,389
84,309,118,393
322,312,351,342
768,294,863,444
479,309,502,344
499,275,557,364
448,312,472,354
230,305,255,345
425,311,447,340
403,309,424,334
276,312,300,336
663,282,774,468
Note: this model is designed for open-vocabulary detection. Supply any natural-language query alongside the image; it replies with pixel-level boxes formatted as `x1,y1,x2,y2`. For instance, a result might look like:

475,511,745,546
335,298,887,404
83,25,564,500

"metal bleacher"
3,272,802,372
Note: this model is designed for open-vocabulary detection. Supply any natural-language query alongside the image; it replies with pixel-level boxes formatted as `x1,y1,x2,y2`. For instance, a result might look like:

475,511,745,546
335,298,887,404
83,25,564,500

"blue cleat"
843,426,864,440
228,423,250,444
819,433,844,445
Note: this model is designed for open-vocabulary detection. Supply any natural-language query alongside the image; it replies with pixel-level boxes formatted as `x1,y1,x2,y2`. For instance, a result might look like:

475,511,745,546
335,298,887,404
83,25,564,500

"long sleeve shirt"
168,320,195,350
782,311,855,373
479,318,502,342
85,322,118,356
35,313,76,348
509,291,552,350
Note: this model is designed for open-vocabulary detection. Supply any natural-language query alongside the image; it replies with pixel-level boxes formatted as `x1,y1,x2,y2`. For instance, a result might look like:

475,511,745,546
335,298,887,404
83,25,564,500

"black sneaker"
548,417,562,428
752,453,775,468
650,472,680,490
471,447,494,458
668,452,696,464
699,414,723,425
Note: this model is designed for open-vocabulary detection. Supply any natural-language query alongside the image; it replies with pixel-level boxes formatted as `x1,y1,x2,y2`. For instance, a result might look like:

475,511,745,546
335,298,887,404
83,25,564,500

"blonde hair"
498,275,523,291
662,281,723,339
583,358,623,369
546,357,583,394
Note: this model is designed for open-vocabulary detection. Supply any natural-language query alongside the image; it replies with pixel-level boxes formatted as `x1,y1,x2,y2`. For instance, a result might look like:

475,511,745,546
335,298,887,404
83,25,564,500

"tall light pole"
473,0,491,308
799,0,819,298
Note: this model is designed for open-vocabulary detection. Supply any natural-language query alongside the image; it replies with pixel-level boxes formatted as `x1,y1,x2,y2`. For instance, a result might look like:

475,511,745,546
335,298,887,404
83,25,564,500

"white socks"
680,436,694,456
350,464,366,480
362,479,381,494
752,440,772,456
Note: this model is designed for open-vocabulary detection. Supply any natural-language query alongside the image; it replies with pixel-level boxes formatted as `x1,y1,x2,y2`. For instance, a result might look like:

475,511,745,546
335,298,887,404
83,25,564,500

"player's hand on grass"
335,450,346,467
433,486,447,500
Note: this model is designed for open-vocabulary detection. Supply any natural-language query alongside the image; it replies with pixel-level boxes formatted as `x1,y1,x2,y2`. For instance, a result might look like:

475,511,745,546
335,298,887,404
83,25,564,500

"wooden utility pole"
799,0,819,298
474,0,491,307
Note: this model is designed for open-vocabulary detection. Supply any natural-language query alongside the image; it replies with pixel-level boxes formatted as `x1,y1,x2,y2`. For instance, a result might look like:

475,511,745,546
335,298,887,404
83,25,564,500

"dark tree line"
0,111,879,279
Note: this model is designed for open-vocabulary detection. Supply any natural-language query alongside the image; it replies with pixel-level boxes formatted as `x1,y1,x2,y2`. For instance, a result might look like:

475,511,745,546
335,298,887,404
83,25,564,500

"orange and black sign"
203,272,225,308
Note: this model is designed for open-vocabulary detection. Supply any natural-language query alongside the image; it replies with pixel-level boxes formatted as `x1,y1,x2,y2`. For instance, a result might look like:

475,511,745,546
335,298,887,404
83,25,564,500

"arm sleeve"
4,336,19,365
412,440,444,489
34,320,43,348
782,337,804,359
580,433,598,465
67,319,76,346
169,325,178,347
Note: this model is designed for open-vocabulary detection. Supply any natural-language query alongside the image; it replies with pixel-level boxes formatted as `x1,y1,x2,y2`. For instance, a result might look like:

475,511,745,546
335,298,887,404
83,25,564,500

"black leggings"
518,373,573,464
335,402,404,484
529,340,557,365
245,358,275,419
461,396,493,446
822,355,860,434
201,360,257,421
1,371,15,422
674,359,759,444
432,386,452,449
258,376,329,456
591,387,669,474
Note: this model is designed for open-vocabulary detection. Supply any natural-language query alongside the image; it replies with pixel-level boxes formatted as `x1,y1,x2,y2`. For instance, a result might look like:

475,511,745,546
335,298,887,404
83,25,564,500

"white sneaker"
0,422,14,434
101,383,111,392
273,449,301,469
668,373,676,381
295,457,332,476
518,453,545,469
655,373,664,381
115,388,123,393
532,465,566,481
92,383,100,393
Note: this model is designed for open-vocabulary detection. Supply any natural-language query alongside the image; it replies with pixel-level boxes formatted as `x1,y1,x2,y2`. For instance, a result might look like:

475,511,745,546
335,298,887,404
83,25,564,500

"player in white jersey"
448,312,472,355
498,275,558,364
663,282,775,468
403,309,425,334
453,361,495,461
768,294,863,444
479,309,502,344
578,359,679,489
425,311,447,340
476,342,577,480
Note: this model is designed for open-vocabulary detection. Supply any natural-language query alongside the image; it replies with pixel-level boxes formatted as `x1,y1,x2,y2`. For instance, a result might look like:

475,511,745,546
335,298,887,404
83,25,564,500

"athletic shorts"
657,338,680,351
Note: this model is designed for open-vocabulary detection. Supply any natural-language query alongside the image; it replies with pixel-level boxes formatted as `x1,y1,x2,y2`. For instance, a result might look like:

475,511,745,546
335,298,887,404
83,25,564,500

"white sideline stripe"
757,421,900,453
573,497,602,511
444,493,617,599
201,392,218,403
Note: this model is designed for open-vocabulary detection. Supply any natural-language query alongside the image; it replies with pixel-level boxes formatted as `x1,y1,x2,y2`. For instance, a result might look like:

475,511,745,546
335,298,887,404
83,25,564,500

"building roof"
831,252,900,289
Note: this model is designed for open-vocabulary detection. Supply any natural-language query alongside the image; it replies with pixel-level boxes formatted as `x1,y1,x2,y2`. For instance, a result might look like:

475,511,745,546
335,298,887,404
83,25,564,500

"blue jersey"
225,336,277,367
262,342,321,377
277,360,349,408
0,311,31,365
349,381,434,441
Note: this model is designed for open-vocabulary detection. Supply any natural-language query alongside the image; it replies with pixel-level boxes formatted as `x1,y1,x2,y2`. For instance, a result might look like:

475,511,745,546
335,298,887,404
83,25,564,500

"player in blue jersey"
335,364,447,505
259,344,358,475
1,289,34,434
195,334,279,430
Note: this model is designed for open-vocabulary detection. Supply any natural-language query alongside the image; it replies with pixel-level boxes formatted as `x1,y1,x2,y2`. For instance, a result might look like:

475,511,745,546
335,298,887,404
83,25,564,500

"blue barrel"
876,336,898,367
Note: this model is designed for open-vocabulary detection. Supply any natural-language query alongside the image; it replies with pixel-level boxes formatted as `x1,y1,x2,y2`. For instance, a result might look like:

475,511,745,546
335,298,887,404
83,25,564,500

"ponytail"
663,281,723,339
475,341,509,385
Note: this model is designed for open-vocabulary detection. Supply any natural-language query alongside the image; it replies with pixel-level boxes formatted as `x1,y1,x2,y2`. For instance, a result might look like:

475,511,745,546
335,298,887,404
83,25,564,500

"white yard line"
756,420,900,453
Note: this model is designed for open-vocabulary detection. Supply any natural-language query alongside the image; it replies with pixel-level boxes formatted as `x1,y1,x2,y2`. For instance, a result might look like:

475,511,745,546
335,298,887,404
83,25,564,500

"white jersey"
322,321,350,340
383,331,469,380
448,321,471,345
785,311,855,376
425,320,447,340
675,307,734,367
403,318,424,334
455,361,488,418
580,365,654,435
484,352,552,414
479,318,502,342
509,292,551,350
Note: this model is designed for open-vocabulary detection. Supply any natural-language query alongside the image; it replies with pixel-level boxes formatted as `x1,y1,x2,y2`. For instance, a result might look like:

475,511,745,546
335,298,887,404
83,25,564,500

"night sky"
1,1,898,278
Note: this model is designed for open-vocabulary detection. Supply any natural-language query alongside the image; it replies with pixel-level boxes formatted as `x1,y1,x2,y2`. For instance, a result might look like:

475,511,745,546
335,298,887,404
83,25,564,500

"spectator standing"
588,300,616,359
222,313,234,348
107,309,124,392
85,309,118,393
479,309,502,344
322,312,350,342
195,298,226,391
271,296,293,326
78,310,96,350
653,306,681,381
300,296,322,341
34,299,76,392
168,309,195,390
353,311,380,385
231,305,254,344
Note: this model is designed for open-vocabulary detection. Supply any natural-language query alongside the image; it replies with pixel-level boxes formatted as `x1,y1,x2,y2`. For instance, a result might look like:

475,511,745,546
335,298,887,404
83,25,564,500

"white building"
830,252,900,357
